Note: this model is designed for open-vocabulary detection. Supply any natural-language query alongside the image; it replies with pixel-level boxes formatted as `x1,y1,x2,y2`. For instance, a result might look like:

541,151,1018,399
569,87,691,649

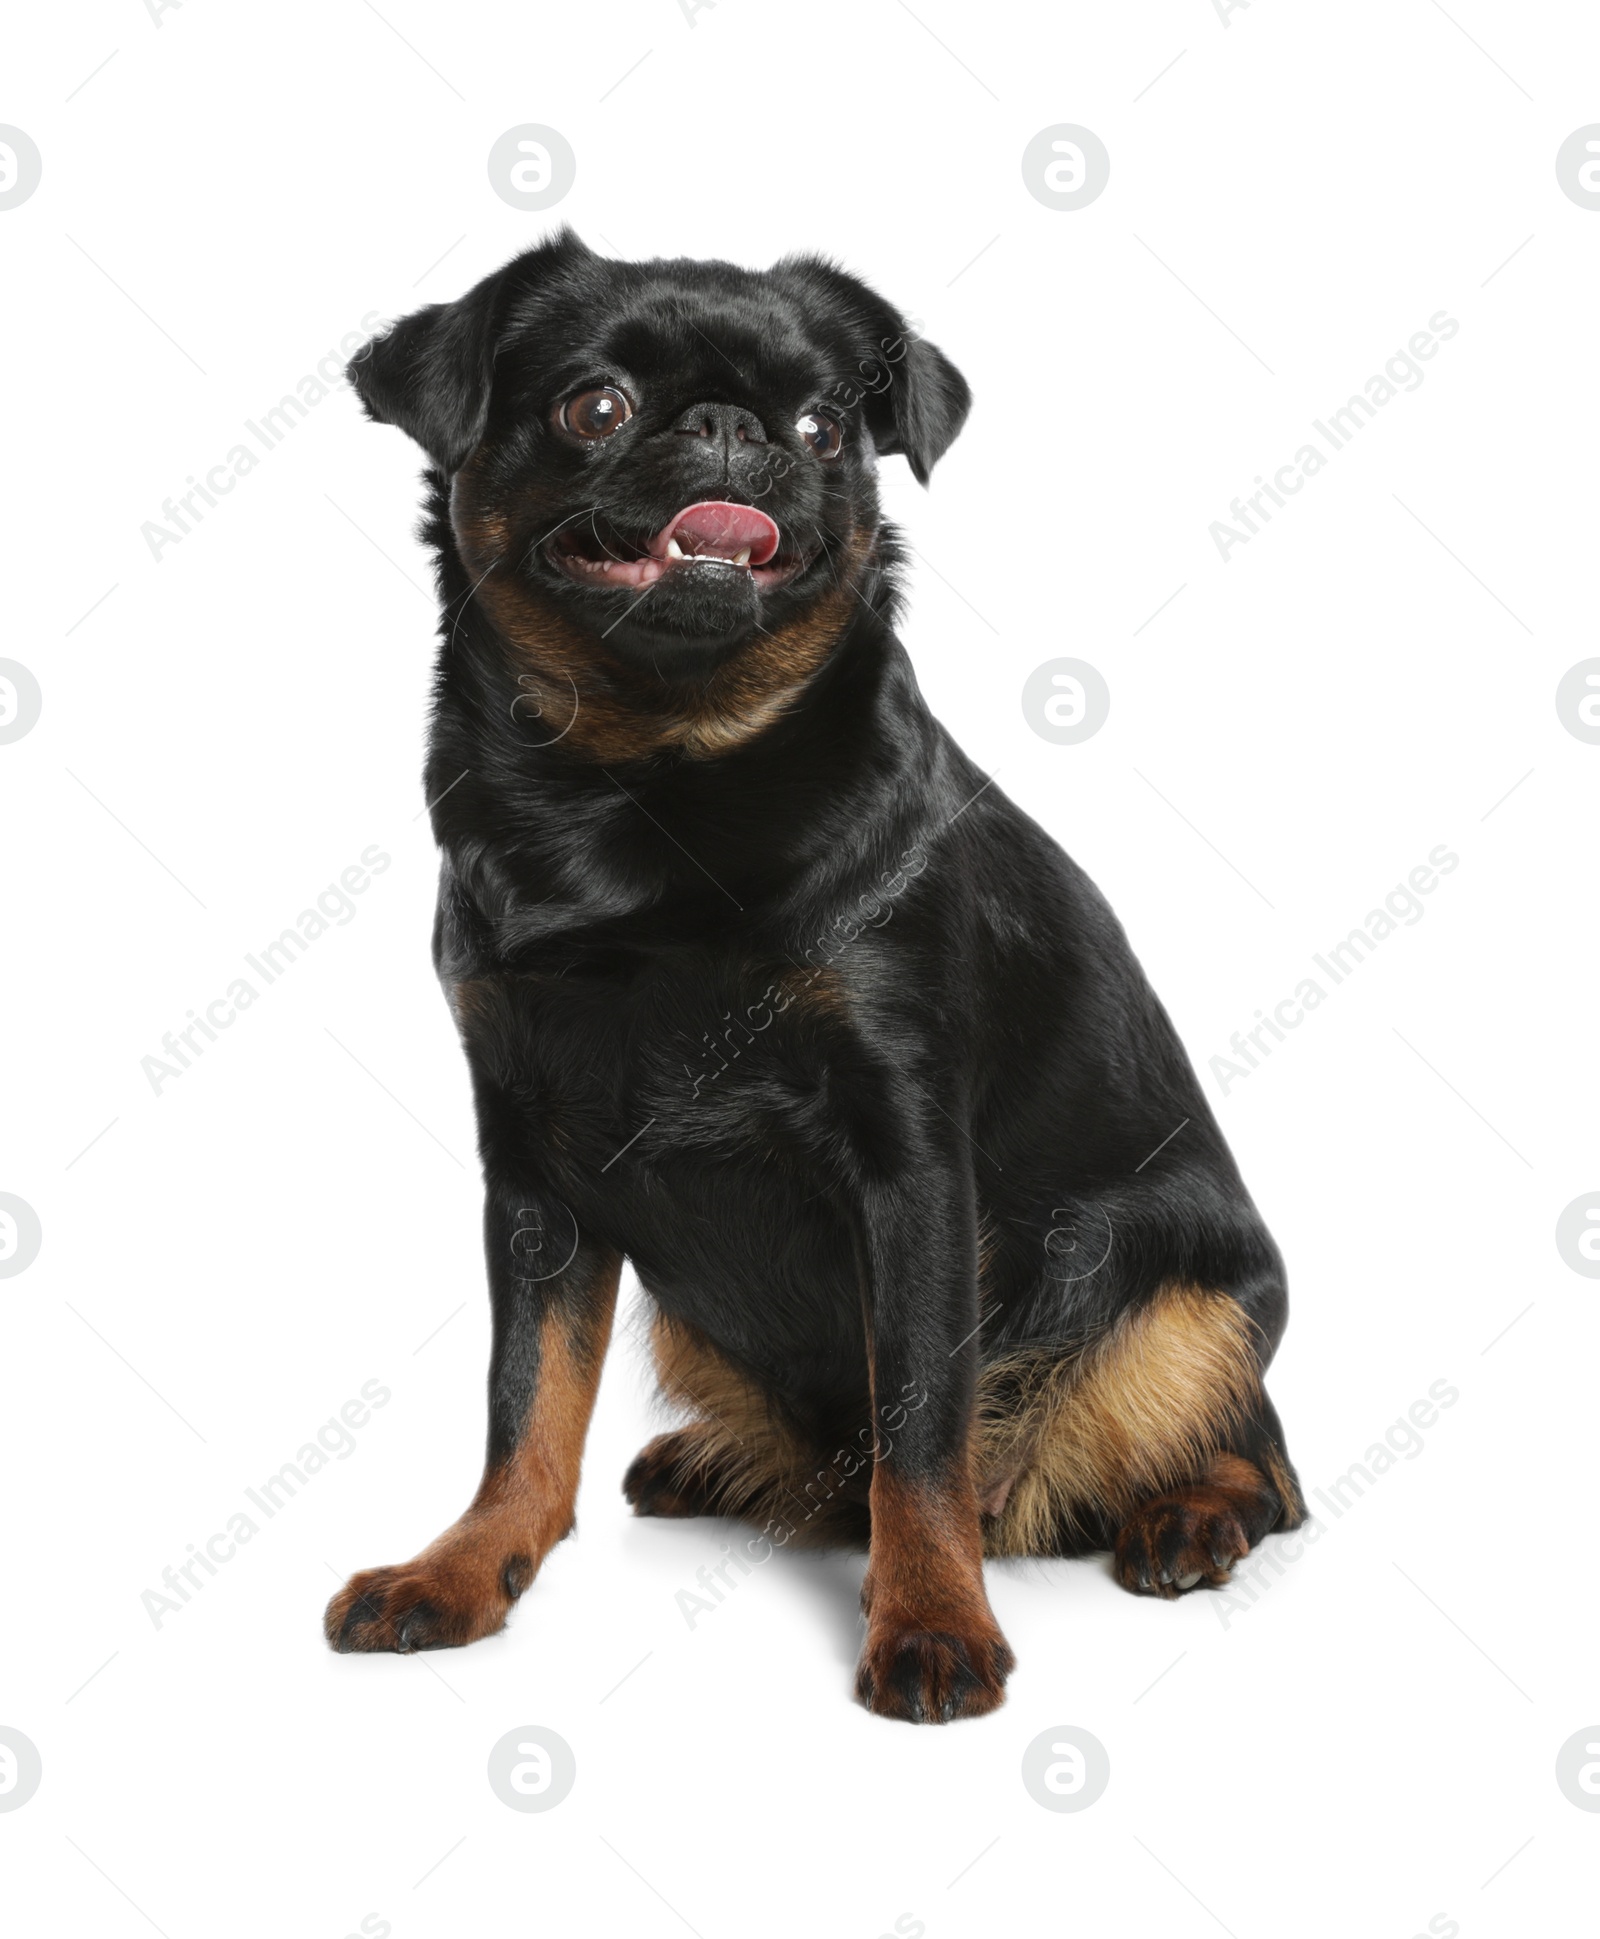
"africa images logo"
1208,312,1460,563
1210,844,1458,1095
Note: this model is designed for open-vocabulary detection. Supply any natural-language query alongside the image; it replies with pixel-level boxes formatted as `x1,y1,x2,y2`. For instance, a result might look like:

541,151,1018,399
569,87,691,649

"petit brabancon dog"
323,230,1303,1721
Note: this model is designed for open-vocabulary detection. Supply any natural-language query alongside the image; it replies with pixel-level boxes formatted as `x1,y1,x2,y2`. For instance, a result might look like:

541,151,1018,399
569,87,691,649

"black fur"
327,231,1299,1719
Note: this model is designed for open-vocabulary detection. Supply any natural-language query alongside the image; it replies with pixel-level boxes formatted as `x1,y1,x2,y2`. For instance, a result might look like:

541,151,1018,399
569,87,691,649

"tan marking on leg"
464,1295,618,1558
863,1469,989,1626
647,1313,800,1515
325,1263,619,1652
643,1312,869,1544
978,1283,1267,1558
856,1467,1013,1722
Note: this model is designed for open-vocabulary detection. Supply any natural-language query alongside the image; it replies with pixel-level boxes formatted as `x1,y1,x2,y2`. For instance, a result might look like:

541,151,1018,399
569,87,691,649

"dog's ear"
347,229,591,472
871,331,971,486
771,256,971,485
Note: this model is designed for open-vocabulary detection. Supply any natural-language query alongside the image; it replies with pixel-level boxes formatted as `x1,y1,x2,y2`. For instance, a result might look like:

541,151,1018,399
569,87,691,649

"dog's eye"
561,387,632,439
797,411,843,459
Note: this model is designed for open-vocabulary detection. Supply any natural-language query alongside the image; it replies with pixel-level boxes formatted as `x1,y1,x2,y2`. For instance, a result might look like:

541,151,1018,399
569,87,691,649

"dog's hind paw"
623,1429,729,1519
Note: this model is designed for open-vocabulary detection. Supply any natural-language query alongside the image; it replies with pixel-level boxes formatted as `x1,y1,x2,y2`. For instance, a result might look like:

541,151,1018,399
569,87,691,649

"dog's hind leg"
625,1424,745,1519
625,1312,870,1539
626,1310,788,1522
982,1283,1304,1593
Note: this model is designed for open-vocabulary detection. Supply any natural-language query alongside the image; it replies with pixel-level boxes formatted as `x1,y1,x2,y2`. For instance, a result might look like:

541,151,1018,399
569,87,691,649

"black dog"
324,230,1303,1721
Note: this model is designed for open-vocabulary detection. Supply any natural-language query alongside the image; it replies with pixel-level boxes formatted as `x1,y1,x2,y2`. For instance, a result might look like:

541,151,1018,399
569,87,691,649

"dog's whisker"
526,503,606,559
587,506,632,565
447,555,502,655
599,576,661,638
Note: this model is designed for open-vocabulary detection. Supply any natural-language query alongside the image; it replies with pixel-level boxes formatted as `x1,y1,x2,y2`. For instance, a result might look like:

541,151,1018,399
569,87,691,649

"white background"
4,1,1597,1933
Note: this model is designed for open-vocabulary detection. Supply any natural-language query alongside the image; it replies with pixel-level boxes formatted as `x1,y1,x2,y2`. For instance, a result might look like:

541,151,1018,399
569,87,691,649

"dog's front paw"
854,1619,1015,1723
324,1535,535,1653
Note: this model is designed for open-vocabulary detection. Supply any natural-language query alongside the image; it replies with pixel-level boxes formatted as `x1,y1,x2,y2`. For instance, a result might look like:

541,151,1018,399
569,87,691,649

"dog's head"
349,231,968,750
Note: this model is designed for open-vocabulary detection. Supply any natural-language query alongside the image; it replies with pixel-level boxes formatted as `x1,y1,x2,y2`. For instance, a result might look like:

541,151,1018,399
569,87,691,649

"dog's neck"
425,479,906,762
419,555,942,946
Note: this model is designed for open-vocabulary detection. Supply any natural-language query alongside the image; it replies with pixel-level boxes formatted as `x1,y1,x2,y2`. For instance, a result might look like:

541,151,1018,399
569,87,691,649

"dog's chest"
456,947,857,1188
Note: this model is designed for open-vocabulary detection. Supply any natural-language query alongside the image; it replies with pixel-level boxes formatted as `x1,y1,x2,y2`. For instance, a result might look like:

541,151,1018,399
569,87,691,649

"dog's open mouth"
550,500,810,591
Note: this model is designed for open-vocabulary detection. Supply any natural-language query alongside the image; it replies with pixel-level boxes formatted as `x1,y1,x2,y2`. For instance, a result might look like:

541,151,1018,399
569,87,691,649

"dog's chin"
613,557,760,646
545,548,815,666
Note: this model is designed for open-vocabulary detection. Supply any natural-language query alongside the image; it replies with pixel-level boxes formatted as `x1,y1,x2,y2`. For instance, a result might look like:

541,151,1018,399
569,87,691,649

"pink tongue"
651,500,780,566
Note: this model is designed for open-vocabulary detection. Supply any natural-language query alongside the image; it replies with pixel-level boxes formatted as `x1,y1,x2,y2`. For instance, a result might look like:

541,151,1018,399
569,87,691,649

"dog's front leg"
853,1146,1013,1722
325,1188,619,1654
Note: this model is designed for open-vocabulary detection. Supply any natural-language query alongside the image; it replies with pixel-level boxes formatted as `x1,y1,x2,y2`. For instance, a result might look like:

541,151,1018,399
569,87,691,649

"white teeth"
733,547,751,566
666,538,684,559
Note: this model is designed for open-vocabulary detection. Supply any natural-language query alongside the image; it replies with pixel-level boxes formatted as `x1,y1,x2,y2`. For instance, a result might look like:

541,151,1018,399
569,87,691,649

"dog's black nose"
671,401,768,447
